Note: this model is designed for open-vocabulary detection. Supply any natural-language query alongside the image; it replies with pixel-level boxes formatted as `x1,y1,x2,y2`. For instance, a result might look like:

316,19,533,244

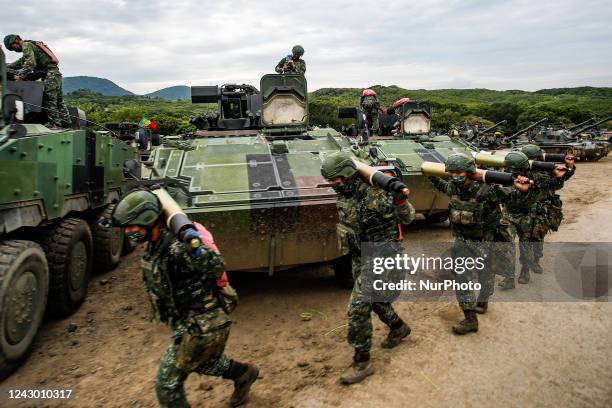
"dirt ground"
2,158,611,408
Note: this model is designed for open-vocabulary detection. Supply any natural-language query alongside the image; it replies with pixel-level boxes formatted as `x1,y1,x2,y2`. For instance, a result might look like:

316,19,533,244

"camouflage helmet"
504,151,530,172
292,45,304,57
4,34,18,50
321,152,357,179
111,190,162,227
521,144,544,160
445,153,476,173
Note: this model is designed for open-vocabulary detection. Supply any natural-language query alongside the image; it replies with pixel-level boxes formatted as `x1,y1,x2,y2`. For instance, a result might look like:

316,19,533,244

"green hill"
144,85,190,100
63,76,133,96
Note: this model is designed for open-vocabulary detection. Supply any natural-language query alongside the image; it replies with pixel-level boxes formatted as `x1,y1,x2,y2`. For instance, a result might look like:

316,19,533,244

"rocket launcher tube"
420,162,520,187
475,153,568,172
352,160,410,199
151,188,203,255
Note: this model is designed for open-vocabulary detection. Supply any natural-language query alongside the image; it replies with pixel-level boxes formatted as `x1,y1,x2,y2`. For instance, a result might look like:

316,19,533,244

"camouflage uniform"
360,95,380,131
274,56,306,74
337,178,415,354
142,228,233,407
428,177,518,310
7,40,71,127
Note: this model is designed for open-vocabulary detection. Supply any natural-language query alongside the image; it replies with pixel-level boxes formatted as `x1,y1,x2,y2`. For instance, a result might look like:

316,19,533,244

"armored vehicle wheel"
91,204,124,272
0,240,49,380
333,255,354,289
426,211,449,224
41,218,93,317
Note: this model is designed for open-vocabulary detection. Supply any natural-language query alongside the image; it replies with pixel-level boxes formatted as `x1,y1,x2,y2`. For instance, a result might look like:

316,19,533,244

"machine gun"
568,118,595,131
507,118,548,142
479,119,507,136
571,115,612,138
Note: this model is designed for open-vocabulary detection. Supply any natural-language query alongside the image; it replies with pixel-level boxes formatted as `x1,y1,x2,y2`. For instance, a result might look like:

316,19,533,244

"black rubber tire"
91,204,124,273
40,218,93,317
0,240,49,380
333,255,354,289
426,211,449,224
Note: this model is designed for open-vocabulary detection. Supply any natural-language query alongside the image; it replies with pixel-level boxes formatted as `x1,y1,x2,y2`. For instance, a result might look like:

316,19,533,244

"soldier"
428,154,530,333
275,45,306,74
320,152,415,385
503,151,568,284
518,145,575,276
111,190,258,408
3,34,71,128
360,89,381,133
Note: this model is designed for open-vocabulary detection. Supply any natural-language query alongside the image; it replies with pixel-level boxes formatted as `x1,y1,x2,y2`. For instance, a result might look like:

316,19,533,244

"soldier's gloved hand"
182,228,203,259
388,180,410,202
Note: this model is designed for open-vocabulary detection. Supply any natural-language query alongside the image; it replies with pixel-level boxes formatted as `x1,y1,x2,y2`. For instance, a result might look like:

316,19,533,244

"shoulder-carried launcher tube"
151,188,195,239
421,162,516,186
353,160,409,198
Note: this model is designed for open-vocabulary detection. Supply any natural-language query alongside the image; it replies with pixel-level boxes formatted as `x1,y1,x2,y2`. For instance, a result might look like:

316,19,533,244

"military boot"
518,266,530,284
340,351,374,385
500,276,515,290
532,263,543,274
229,364,259,407
381,321,411,349
452,310,478,335
475,301,488,314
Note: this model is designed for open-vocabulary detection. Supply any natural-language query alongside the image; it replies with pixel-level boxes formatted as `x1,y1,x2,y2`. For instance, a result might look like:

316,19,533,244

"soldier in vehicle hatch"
112,190,259,408
3,34,71,128
321,152,415,385
275,45,306,75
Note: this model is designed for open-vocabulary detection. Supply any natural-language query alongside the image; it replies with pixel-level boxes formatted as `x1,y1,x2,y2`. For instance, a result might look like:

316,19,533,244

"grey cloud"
2,0,610,93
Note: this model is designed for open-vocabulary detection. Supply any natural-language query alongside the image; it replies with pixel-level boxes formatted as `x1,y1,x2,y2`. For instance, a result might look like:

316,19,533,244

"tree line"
65,86,612,136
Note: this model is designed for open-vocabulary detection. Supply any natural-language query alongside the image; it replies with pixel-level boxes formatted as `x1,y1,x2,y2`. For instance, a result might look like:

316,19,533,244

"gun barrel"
479,119,507,135
509,118,548,139
568,118,595,131
571,115,612,136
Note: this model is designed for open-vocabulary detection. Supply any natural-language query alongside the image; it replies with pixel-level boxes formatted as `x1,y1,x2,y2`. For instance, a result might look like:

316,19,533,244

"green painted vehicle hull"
1,48,140,380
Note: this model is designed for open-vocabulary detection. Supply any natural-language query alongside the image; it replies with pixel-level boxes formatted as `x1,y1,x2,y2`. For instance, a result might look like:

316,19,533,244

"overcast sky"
3,0,611,94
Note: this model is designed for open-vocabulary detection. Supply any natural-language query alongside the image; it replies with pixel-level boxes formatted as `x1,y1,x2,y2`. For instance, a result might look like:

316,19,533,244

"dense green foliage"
65,85,612,135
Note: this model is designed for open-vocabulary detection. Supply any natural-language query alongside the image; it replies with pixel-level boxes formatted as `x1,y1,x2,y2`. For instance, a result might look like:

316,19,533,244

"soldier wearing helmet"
3,34,71,128
320,151,415,385
360,89,381,134
428,153,531,334
506,146,575,283
275,45,306,74
112,190,259,408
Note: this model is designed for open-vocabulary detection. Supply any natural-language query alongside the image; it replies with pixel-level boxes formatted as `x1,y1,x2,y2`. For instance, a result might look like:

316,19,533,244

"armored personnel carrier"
0,49,139,378
145,74,355,284
338,98,478,222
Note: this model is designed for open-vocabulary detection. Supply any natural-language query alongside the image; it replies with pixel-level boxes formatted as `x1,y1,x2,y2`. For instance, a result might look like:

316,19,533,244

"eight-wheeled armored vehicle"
0,49,140,378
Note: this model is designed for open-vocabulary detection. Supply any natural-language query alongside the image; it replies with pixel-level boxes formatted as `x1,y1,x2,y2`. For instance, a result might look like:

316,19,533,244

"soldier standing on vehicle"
360,89,381,133
275,45,306,74
111,190,259,408
428,154,531,333
321,152,415,385
3,34,71,128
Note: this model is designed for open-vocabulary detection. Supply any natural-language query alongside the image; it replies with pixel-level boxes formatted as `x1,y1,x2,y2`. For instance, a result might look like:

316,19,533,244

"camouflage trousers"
347,253,401,353
452,239,495,311
484,224,517,280
366,110,379,132
516,211,548,270
156,325,231,408
43,70,71,127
